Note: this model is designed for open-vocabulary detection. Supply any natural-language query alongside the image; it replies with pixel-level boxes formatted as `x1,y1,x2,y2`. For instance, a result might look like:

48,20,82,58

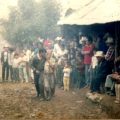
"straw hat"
79,36,88,44
55,37,62,41
95,51,104,57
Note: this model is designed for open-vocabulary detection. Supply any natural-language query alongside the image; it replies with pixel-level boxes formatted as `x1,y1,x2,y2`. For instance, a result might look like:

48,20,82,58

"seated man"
105,56,120,96
105,74,116,96
90,51,110,93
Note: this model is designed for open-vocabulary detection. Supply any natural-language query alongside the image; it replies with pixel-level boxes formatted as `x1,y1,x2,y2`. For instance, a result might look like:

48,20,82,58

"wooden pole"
114,22,118,72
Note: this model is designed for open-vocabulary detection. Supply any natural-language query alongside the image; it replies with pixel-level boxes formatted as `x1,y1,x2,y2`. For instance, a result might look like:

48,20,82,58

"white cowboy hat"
79,36,88,44
95,51,104,57
106,37,114,43
55,37,62,41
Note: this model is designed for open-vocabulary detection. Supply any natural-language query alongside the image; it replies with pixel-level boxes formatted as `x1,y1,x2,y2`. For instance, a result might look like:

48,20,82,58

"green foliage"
1,0,60,45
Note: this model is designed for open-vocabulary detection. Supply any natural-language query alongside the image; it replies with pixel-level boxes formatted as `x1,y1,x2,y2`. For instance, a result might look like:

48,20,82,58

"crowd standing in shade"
1,34,120,103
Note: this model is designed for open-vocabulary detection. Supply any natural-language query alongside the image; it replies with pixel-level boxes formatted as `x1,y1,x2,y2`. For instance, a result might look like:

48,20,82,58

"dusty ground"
0,82,110,120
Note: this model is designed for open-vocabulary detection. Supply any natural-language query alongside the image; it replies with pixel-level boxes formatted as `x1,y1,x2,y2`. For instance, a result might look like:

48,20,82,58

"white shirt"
4,52,8,62
12,58,20,68
91,56,98,69
53,44,68,59
26,49,32,62
63,67,72,78
19,55,27,68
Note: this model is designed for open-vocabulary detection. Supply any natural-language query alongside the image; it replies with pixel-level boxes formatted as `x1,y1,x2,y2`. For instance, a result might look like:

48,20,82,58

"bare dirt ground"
0,82,109,120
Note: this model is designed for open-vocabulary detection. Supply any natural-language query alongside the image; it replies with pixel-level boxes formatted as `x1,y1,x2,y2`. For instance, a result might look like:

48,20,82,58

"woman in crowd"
12,53,20,82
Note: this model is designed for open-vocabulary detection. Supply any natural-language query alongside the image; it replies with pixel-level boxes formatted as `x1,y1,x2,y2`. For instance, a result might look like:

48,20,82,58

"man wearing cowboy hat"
105,37,115,74
1,45,10,82
90,51,110,93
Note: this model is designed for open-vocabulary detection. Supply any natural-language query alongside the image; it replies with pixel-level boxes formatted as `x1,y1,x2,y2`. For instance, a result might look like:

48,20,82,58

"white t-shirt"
8,52,15,66
4,52,8,62
63,67,72,78
91,56,98,69
19,56,27,68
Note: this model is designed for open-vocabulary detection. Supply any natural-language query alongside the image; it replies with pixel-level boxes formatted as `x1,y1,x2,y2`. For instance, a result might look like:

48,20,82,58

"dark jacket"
1,51,9,64
94,58,110,81
32,56,46,74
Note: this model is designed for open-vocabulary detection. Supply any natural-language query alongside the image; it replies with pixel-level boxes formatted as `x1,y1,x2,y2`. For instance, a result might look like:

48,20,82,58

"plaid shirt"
105,46,114,61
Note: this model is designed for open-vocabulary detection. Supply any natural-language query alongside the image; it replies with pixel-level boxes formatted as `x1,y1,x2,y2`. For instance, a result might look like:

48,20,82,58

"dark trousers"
2,62,9,81
90,77,106,92
34,73,44,97
56,65,63,87
9,65,13,80
13,68,19,81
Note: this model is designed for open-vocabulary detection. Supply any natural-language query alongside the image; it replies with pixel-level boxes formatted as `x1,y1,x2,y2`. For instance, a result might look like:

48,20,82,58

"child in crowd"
12,53,20,82
63,61,72,91
19,52,28,83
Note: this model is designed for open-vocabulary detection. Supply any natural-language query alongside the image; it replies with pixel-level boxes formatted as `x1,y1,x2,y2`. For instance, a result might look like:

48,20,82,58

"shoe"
40,98,44,101
110,92,115,96
114,100,120,104
106,91,111,95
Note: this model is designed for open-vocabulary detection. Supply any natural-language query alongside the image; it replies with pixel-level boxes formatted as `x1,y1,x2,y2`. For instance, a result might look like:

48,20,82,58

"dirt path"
0,83,108,120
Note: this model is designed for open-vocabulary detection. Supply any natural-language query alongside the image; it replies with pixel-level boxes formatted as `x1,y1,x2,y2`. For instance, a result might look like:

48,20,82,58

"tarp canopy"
58,0,120,25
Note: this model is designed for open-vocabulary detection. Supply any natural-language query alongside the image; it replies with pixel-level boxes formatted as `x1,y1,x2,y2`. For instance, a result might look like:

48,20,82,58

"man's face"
39,52,42,57
97,56,103,62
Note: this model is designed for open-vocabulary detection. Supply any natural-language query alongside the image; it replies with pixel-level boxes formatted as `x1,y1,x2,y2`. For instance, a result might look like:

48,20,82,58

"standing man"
105,37,115,73
32,49,46,100
81,36,94,86
1,45,10,82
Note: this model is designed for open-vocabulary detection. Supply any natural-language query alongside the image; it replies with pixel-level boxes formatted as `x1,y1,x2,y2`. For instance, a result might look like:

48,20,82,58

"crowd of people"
1,34,120,103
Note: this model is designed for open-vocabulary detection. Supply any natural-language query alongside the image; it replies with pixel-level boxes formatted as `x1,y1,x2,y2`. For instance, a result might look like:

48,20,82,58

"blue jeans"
85,64,90,86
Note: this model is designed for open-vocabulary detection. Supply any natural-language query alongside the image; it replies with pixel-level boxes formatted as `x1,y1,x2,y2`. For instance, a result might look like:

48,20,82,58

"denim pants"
13,68,19,81
105,74,115,91
56,65,63,87
2,62,9,81
34,72,44,97
85,64,90,85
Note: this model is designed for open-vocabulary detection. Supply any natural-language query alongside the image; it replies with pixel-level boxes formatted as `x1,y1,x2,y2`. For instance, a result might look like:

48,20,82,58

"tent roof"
58,0,120,25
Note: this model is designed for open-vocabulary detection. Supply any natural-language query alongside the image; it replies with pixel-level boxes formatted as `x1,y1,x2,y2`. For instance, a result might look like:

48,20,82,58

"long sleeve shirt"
32,55,45,74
